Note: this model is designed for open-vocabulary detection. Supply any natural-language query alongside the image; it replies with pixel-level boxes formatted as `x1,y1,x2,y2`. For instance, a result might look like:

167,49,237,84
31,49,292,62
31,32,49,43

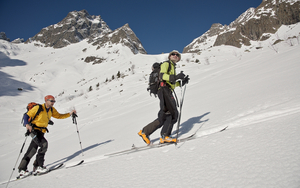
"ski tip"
220,126,229,132
69,160,84,167
65,160,84,169
76,160,84,166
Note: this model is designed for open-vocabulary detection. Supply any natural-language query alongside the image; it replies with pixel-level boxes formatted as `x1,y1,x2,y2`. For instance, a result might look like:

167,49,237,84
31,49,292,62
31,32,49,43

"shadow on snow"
176,112,210,137
47,139,113,166
151,112,210,142
0,51,35,97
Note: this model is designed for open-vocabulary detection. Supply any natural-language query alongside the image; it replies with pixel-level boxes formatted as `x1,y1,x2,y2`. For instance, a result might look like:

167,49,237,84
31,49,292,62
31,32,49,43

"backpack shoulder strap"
167,61,172,74
161,61,172,74
29,104,43,123
163,60,172,74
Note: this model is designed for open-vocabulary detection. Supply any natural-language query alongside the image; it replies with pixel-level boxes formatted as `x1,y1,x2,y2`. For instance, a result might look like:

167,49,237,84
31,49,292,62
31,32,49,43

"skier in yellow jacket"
138,50,189,144
18,95,76,177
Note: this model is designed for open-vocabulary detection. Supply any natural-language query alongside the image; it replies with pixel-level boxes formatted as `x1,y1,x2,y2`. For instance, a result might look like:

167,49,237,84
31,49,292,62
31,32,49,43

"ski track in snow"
225,104,300,128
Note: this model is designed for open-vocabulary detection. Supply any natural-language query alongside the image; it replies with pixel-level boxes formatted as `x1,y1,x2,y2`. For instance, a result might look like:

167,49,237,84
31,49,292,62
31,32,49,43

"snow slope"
0,23,300,188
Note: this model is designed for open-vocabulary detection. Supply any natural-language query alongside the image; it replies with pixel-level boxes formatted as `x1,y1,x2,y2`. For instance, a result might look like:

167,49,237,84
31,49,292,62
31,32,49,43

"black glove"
48,119,54,125
170,71,185,84
181,75,190,86
72,113,78,118
25,129,30,137
176,71,185,80
72,113,78,125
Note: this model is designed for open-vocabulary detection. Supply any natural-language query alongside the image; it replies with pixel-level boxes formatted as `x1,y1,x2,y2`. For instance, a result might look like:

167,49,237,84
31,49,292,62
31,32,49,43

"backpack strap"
159,61,173,81
21,104,43,125
159,60,175,86
29,104,43,123
168,61,172,74
165,60,172,74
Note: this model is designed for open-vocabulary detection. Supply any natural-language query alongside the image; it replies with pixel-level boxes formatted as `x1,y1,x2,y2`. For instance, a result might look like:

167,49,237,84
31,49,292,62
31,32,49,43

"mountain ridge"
22,10,146,54
183,0,300,53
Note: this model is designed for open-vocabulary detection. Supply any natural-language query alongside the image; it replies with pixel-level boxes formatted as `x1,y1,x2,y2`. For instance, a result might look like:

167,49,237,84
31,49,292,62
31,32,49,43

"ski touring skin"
106,126,228,157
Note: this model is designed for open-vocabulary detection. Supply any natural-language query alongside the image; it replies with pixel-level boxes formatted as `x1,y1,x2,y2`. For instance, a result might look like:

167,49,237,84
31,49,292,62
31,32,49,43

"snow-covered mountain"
0,20,300,187
183,0,300,53
24,10,146,55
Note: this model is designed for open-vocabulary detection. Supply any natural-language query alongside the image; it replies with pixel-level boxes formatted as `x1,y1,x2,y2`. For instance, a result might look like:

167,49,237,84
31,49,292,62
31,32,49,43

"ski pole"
175,80,187,145
72,113,84,156
175,82,183,143
6,131,29,188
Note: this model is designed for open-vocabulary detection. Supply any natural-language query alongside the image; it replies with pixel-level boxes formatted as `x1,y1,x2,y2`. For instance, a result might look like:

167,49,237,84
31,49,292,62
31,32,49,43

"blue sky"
0,0,262,54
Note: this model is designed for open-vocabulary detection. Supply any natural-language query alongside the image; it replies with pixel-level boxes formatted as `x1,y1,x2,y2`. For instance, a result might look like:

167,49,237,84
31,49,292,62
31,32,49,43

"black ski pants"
143,86,178,137
18,130,48,171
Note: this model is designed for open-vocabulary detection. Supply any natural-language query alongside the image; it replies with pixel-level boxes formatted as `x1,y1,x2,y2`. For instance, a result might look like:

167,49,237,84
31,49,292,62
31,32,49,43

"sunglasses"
48,100,56,103
171,53,180,57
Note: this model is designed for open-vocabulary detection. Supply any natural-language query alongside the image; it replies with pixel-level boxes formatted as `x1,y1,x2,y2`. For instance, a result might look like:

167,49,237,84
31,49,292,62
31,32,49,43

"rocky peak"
207,23,228,37
182,23,227,53
90,23,147,54
25,9,111,48
183,0,300,53
229,8,255,28
0,32,10,42
24,10,146,54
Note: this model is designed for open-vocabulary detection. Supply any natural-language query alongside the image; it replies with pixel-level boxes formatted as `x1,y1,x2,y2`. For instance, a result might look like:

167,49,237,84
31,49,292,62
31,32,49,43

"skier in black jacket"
138,50,189,144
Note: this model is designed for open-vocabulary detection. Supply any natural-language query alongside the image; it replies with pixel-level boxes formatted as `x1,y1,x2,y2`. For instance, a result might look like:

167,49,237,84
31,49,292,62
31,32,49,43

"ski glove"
169,71,185,84
72,113,78,118
25,129,30,137
176,71,185,80
181,75,190,86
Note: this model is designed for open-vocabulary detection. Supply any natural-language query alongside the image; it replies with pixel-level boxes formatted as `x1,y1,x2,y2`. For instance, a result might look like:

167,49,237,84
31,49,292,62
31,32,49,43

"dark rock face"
0,32,10,42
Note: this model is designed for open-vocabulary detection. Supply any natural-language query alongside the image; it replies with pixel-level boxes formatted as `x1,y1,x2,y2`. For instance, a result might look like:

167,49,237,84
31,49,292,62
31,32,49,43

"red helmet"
45,95,55,102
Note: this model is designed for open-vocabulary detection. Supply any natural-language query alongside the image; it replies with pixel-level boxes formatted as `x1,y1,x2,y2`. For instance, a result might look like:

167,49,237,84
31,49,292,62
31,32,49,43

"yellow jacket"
27,103,70,133
160,60,180,90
